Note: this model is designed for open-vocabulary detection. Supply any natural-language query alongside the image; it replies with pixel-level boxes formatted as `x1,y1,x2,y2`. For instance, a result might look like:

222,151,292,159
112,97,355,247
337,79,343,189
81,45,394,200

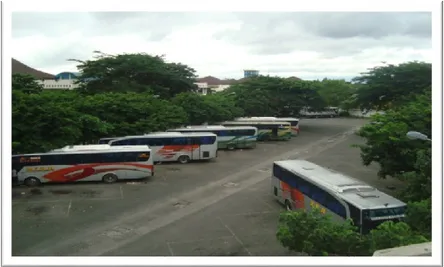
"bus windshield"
362,206,406,233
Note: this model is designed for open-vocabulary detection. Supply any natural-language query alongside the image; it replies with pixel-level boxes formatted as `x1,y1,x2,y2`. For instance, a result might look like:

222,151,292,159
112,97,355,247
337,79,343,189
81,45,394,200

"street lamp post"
406,131,431,141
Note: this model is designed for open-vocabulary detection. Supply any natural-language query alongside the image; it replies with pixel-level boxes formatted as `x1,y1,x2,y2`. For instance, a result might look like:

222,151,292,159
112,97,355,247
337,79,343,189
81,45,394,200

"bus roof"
274,160,406,210
236,117,299,121
120,132,217,138
169,125,257,131
222,121,291,125
99,137,120,140
15,145,151,157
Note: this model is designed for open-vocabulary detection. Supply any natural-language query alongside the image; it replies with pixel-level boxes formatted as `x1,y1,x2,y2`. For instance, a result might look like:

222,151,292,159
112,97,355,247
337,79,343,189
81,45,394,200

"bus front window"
361,206,406,234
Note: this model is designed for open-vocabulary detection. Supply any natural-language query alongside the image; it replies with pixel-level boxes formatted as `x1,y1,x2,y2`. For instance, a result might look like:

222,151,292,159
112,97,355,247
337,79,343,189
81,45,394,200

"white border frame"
2,0,442,266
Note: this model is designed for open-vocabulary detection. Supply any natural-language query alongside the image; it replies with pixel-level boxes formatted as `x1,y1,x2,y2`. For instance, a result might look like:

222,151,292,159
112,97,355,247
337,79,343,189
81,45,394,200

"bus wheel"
227,144,236,150
24,177,41,187
285,200,292,211
102,173,118,184
178,155,190,164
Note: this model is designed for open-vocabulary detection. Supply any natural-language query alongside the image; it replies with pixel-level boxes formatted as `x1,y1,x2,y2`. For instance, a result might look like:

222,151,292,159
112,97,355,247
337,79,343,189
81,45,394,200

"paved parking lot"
11,118,404,256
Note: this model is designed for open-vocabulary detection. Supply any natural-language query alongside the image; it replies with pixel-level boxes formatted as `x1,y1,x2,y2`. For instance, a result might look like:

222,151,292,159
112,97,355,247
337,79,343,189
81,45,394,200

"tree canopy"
352,61,431,110
70,51,198,98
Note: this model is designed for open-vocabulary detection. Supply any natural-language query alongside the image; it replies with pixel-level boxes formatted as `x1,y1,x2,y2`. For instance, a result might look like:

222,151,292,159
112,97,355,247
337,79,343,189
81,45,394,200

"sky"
11,12,432,80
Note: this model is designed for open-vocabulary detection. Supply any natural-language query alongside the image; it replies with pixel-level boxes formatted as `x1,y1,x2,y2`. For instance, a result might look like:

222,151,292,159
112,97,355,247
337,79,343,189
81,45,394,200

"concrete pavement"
11,118,401,256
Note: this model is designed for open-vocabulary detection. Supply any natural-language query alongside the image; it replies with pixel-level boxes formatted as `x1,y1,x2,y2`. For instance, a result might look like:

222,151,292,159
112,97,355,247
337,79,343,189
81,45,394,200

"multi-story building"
243,69,259,78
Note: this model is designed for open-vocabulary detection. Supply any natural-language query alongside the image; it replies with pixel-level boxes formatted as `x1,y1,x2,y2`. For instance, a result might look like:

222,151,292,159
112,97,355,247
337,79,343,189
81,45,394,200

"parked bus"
12,145,153,187
221,121,292,141
300,107,337,118
271,160,406,234
108,132,218,164
235,117,300,136
167,125,258,150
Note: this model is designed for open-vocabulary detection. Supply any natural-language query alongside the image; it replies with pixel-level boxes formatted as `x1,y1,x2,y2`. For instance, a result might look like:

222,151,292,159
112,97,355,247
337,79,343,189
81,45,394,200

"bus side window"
136,152,151,162
247,129,256,136
80,153,97,164
99,152,118,163
346,201,361,225
324,195,347,218
172,137,187,145
311,186,326,204
111,139,128,146
272,164,281,177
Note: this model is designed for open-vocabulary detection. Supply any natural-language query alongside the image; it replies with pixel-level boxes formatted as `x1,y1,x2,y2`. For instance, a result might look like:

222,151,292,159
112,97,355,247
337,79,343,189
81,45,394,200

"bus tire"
178,155,190,164
285,200,292,211
102,173,118,184
227,144,236,150
24,177,41,187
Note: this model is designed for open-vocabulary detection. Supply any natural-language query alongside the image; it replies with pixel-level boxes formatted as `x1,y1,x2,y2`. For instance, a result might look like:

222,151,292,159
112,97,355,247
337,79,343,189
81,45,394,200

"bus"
167,125,258,150
300,107,338,118
221,121,292,141
12,145,153,187
271,160,407,234
235,117,300,136
108,132,218,164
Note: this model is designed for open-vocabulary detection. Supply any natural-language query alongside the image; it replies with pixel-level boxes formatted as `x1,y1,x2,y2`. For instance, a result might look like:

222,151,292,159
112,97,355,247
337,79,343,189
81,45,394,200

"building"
243,69,259,78
39,72,81,90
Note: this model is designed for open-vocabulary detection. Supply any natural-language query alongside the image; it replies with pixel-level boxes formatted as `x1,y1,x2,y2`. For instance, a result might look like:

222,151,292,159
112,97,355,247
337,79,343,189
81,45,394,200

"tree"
12,91,84,153
277,209,429,256
70,51,198,98
354,90,431,179
75,92,189,137
352,61,431,110
405,198,432,239
171,93,212,125
276,209,368,256
225,76,325,117
368,221,428,252
12,73,44,94
313,79,356,107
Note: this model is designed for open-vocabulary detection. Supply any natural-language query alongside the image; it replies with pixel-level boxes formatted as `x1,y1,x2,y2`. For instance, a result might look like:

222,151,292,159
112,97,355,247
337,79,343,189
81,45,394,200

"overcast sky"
11,12,432,80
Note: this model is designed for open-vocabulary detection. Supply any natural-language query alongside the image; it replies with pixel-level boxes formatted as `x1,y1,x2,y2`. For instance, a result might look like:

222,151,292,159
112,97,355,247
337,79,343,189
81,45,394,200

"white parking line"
120,186,124,199
166,242,175,256
67,200,72,217
218,217,252,256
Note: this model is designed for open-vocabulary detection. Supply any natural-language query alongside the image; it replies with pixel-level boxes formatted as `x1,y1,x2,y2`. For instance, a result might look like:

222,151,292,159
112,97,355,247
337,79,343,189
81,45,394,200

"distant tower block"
243,69,259,78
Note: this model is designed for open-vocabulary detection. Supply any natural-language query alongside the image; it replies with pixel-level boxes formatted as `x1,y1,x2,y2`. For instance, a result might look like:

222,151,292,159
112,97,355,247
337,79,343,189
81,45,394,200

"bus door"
189,137,200,160
271,125,279,139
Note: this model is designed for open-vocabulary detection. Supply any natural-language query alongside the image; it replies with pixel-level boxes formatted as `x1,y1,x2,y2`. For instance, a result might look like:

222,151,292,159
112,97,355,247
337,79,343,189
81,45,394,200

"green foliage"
368,221,428,252
352,61,431,110
12,73,44,94
313,78,356,107
405,198,432,239
354,91,431,179
225,76,325,116
70,51,198,98
276,209,368,256
277,209,429,256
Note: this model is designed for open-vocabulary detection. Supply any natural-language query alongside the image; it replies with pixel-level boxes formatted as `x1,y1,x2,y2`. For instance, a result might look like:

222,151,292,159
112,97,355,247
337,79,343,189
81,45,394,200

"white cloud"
11,12,432,80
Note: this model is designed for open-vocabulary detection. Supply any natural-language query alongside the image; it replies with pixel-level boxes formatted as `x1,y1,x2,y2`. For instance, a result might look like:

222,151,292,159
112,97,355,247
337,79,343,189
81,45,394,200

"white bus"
108,132,218,164
167,125,258,150
12,145,153,187
221,121,292,141
271,160,407,234
235,117,300,136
